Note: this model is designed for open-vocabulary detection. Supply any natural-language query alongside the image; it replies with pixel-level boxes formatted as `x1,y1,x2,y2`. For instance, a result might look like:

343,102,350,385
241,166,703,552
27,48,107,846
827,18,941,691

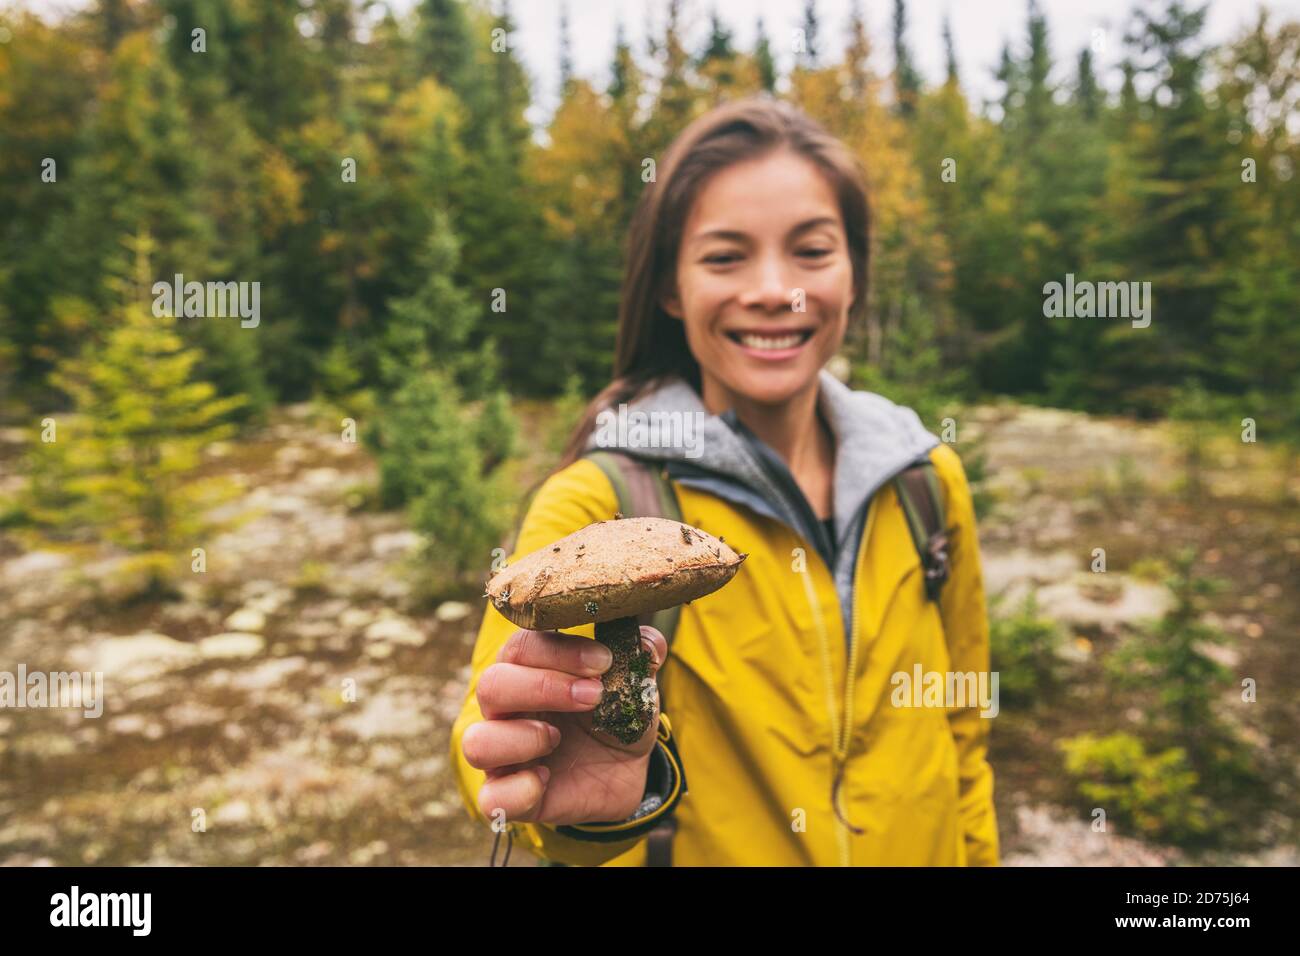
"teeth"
738,333,806,350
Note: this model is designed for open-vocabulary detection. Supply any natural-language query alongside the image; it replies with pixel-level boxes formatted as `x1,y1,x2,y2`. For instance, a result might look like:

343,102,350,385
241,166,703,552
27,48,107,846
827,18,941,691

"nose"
737,249,795,313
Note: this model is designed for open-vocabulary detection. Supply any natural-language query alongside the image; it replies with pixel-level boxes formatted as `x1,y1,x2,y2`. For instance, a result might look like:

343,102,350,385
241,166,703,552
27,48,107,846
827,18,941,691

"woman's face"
661,148,855,411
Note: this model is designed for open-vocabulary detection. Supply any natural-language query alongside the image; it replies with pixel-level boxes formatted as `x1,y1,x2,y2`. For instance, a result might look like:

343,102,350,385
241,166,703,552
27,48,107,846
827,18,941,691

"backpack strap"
583,450,684,646
893,459,951,603
583,450,684,869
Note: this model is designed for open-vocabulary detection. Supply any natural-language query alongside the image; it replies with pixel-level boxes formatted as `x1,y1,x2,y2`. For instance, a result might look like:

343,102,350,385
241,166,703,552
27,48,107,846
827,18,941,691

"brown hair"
509,95,872,542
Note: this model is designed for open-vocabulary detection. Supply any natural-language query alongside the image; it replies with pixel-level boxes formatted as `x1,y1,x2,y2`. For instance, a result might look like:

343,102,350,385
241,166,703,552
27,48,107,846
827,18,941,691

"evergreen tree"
1210,12,1300,431
416,0,475,96
374,367,515,581
30,235,245,584
376,207,496,400
700,7,735,63
558,1,573,95
892,0,922,115
943,14,959,87
1076,47,1100,120
754,16,777,93
844,0,872,101
1023,0,1053,140
798,0,820,69
994,40,1020,123
1111,0,1237,402
609,20,641,103
0,12,98,407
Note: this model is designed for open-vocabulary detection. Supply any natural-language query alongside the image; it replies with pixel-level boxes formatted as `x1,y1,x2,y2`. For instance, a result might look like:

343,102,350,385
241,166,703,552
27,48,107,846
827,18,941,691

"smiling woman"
663,150,856,410
451,96,998,868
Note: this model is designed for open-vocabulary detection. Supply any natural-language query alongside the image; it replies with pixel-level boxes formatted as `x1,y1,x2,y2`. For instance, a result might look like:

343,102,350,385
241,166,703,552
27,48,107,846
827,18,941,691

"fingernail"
572,679,603,705
546,724,561,748
581,642,613,673
536,766,551,786
641,636,659,667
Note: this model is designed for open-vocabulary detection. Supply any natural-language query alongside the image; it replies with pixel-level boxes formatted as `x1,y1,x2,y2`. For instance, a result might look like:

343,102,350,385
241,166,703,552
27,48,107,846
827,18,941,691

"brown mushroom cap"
485,517,746,631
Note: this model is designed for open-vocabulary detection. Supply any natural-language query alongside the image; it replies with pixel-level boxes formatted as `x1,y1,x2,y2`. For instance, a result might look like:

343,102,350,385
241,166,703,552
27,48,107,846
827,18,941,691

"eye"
703,252,741,265
798,247,832,259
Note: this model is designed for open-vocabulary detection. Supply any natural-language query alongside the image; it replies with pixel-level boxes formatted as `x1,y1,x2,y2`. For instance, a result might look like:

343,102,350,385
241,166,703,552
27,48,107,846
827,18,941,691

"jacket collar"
583,368,939,543
582,369,941,642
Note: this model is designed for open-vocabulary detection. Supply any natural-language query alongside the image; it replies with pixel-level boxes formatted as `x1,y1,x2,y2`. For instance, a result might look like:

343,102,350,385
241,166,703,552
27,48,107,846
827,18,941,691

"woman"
450,96,998,866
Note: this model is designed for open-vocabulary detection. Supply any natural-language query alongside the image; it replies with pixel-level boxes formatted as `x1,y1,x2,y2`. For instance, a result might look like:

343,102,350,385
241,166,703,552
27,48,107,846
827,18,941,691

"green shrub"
15,303,245,589
1059,731,1217,844
988,591,1067,705
368,369,515,582
1105,549,1264,807
1168,379,1234,498
314,339,374,413
1106,549,1236,763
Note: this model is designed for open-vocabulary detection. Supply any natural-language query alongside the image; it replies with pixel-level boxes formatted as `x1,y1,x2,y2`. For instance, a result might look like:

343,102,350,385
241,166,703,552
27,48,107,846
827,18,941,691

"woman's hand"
463,625,668,827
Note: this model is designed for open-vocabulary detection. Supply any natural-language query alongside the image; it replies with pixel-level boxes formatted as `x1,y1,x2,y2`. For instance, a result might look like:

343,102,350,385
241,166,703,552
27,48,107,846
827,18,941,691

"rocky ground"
965,403,1299,865
0,400,1295,866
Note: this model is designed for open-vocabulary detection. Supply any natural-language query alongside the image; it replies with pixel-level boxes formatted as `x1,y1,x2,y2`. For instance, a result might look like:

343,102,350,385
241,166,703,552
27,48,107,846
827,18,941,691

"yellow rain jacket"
450,370,999,866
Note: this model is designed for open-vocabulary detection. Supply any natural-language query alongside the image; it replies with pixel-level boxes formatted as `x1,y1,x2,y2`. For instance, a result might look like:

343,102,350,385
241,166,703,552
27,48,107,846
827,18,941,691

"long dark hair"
513,95,872,538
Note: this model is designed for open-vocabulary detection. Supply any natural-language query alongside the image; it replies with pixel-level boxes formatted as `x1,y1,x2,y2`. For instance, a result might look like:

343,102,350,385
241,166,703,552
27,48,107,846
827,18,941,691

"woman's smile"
724,327,817,360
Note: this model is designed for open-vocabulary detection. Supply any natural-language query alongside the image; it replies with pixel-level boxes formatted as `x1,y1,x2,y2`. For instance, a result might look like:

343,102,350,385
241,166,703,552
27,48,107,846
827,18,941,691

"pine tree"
892,0,921,115
642,0,699,156
1076,47,1100,120
377,207,495,400
416,0,475,97
28,235,246,585
995,40,1020,124
754,16,777,92
1110,0,1236,402
608,21,641,103
844,0,871,100
558,1,573,95
697,7,741,92
798,0,820,68
1023,0,1052,141
528,78,624,390
699,7,735,63
376,367,515,582
439,2,550,393
943,15,959,87
366,206,518,577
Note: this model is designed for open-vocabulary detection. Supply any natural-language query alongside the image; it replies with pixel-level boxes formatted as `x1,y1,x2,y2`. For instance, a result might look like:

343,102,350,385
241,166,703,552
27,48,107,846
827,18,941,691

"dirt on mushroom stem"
591,616,656,745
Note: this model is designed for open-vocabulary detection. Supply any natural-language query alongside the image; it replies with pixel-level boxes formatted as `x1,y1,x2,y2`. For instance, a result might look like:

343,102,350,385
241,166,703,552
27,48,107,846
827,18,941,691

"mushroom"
484,516,747,744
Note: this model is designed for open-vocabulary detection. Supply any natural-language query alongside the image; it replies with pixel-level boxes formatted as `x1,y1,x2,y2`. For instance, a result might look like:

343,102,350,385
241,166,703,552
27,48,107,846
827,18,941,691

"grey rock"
198,632,265,660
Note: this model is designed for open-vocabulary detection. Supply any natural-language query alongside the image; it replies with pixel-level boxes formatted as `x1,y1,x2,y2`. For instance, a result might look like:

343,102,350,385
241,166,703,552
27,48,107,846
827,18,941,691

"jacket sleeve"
931,443,1000,867
448,458,683,866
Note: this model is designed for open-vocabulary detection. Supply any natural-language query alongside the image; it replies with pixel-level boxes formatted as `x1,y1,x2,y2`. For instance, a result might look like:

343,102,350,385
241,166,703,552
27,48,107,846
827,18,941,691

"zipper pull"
831,760,865,835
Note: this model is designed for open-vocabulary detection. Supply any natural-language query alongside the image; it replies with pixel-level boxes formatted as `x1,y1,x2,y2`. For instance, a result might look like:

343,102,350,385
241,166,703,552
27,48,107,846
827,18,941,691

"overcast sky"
504,0,1300,126
16,0,1300,125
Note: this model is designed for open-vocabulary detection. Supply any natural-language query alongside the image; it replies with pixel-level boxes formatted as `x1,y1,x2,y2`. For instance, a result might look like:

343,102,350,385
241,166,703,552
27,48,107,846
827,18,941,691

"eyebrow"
690,216,840,247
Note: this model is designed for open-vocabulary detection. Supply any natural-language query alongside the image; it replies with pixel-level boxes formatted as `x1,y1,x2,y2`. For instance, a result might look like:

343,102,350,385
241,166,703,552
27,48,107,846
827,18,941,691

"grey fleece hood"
583,368,940,643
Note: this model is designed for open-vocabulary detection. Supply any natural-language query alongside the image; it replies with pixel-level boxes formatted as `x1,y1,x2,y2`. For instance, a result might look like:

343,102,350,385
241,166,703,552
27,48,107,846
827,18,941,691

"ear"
659,281,684,320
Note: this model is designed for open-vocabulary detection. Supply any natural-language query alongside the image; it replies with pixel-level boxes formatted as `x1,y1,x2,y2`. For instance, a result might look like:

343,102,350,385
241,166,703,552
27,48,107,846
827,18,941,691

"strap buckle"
922,531,950,602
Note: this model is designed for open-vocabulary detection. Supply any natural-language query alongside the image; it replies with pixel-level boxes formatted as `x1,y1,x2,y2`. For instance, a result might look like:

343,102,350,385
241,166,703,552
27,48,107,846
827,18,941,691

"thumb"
638,625,669,678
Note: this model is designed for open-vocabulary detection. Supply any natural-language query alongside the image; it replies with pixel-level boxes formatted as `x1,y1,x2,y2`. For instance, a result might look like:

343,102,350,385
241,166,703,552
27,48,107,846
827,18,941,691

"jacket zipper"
794,492,877,867
724,417,918,865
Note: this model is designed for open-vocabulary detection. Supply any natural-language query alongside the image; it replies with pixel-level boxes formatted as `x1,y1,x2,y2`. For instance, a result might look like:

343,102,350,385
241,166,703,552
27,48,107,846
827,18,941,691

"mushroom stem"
591,616,656,745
